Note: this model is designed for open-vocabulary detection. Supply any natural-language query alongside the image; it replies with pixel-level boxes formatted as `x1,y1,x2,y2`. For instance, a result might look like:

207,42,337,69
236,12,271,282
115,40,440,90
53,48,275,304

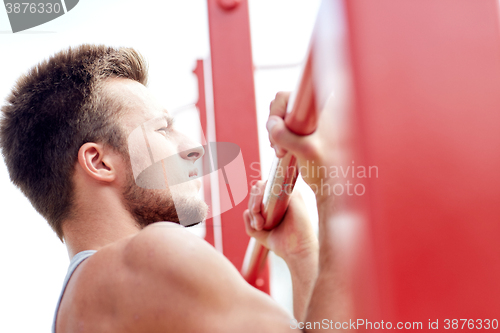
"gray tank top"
52,250,96,333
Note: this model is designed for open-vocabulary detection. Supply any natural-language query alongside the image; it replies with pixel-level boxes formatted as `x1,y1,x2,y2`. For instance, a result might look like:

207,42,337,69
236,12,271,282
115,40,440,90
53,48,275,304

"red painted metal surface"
285,54,318,136
244,0,500,322
205,0,500,319
193,59,215,247
206,0,269,293
341,0,500,326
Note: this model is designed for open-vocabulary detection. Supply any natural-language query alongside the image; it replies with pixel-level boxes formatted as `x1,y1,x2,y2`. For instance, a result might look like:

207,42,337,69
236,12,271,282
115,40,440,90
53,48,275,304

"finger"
252,211,266,231
243,210,253,232
251,180,266,214
269,91,291,119
276,146,288,158
248,184,258,211
267,116,288,158
269,136,283,158
244,210,271,246
248,200,264,230
244,210,260,236
267,121,289,158
266,115,318,161
269,136,288,158
244,210,261,235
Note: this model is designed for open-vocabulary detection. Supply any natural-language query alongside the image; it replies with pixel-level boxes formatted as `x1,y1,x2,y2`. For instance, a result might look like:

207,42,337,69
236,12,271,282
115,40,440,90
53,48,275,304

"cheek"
128,133,181,189
133,155,187,190
135,161,170,190
127,128,152,180
162,156,189,186
146,133,178,163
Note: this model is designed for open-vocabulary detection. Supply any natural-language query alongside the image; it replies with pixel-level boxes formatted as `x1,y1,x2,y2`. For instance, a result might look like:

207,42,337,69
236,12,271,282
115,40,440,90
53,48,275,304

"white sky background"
0,0,321,331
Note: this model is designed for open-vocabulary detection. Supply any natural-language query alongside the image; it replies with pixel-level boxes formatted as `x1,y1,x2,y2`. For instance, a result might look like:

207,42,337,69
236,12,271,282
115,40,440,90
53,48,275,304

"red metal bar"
193,59,215,247
206,0,270,293
242,49,318,284
284,54,318,136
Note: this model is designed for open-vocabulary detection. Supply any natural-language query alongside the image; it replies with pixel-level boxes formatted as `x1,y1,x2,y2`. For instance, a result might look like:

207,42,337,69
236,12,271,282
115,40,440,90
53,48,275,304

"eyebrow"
150,113,175,127
162,110,175,126
165,114,175,127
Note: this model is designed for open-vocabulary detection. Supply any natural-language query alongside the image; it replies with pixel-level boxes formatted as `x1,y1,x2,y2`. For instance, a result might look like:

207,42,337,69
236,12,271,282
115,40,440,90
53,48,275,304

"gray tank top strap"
52,250,97,333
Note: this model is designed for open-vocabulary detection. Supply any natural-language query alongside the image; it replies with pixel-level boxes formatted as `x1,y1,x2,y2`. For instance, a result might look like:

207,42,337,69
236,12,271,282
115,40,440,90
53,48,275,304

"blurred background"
0,0,322,331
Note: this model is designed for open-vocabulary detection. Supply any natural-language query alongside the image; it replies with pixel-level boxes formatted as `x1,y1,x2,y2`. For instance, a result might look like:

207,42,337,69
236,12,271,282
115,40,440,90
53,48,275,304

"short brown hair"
0,44,148,240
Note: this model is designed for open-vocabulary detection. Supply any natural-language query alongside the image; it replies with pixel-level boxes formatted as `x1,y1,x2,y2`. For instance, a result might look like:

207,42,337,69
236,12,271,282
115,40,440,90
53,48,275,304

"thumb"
266,116,317,160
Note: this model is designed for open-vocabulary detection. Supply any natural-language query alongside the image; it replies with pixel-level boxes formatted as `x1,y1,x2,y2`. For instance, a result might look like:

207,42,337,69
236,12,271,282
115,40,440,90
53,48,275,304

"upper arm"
122,222,296,333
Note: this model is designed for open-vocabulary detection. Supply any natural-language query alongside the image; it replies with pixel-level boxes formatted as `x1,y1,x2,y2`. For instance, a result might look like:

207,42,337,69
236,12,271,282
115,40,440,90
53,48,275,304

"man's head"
0,44,207,241
105,78,207,230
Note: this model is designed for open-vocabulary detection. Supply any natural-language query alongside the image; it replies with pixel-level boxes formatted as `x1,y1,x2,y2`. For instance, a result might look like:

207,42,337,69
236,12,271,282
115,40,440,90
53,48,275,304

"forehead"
102,78,170,133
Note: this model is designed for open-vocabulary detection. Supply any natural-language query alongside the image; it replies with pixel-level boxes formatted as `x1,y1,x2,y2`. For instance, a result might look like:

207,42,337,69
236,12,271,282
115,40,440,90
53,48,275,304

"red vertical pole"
206,0,269,293
193,60,215,247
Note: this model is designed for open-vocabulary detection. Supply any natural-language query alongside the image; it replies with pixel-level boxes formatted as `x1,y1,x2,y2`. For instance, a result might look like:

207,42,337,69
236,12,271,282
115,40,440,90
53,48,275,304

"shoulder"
59,222,248,332
123,222,243,285
125,221,224,270
59,222,291,332
121,222,267,331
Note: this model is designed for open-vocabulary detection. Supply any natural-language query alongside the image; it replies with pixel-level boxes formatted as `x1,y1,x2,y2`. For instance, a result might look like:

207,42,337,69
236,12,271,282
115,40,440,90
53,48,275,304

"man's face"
104,78,208,227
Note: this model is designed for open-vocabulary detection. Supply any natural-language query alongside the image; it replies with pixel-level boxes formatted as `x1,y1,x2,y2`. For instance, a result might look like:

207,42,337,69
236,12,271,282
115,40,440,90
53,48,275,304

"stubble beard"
121,170,208,228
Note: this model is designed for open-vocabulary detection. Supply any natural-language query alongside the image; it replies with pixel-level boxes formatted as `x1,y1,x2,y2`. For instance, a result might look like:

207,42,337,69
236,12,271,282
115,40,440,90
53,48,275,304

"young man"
0,45,345,332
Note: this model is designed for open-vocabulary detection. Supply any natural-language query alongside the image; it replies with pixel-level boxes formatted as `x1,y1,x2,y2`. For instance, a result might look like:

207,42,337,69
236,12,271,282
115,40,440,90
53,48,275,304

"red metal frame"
205,0,269,293
202,0,500,321
343,0,500,323
193,60,215,247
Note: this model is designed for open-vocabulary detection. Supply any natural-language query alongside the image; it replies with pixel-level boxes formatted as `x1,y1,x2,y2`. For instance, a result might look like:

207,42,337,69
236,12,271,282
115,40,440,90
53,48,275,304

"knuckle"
251,185,259,195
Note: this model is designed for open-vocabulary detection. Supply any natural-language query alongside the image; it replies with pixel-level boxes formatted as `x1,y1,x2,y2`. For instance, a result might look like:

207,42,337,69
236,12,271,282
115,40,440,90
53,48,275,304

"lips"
189,168,198,178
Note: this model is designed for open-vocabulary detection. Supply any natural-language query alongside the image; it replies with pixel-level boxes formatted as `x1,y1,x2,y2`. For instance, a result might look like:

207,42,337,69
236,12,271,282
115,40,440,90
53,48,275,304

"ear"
77,142,117,183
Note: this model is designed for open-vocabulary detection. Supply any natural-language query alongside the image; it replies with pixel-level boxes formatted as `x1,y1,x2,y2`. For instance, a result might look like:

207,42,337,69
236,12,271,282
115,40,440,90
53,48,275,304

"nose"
178,135,205,162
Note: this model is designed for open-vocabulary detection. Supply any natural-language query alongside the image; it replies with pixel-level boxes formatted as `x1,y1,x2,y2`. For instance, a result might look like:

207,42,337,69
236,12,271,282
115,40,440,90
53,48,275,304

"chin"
172,194,208,227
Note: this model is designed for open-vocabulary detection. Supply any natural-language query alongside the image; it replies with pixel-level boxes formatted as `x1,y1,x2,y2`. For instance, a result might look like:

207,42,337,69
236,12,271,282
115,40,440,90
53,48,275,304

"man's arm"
305,196,353,325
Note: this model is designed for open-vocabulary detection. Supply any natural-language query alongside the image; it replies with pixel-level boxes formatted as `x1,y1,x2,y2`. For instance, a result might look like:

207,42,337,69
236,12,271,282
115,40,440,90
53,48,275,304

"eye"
157,127,169,135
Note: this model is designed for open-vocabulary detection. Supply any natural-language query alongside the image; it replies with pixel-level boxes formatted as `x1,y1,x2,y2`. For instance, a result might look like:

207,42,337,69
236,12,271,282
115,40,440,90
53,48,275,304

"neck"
62,188,140,259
